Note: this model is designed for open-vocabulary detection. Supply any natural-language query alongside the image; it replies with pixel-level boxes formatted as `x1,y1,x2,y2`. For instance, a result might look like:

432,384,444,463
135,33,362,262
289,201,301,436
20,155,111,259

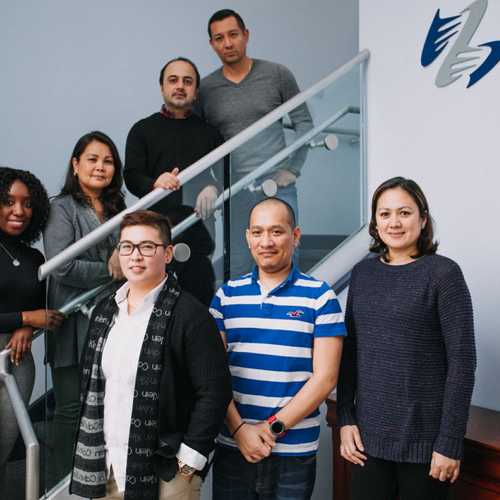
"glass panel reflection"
227,65,363,278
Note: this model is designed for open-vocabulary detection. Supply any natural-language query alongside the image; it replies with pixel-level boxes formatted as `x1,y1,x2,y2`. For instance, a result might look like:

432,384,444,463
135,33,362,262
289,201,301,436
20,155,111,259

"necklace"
0,240,20,267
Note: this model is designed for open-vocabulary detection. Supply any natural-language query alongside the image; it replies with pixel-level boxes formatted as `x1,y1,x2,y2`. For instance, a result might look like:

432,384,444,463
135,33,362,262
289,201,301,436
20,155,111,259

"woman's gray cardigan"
43,195,118,367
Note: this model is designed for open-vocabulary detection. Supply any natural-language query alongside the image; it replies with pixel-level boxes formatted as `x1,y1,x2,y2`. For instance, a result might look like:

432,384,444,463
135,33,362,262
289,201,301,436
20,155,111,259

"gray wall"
1,0,358,201
2,1,360,239
1,2,359,499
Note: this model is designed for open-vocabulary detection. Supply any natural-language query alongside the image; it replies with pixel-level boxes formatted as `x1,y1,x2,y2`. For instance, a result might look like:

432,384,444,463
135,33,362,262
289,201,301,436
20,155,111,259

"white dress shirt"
101,278,206,493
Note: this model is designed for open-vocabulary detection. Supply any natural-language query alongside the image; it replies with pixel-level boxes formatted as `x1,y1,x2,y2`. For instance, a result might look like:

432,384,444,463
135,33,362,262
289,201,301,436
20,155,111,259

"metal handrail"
173,106,358,238
0,284,109,498
28,106,360,347
284,118,360,137
38,49,370,281
30,281,115,341
318,127,359,137
0,349,39,500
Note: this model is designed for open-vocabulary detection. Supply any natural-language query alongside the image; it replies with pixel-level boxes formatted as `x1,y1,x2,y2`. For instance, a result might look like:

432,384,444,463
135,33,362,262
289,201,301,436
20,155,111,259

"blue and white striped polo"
209,265,346,456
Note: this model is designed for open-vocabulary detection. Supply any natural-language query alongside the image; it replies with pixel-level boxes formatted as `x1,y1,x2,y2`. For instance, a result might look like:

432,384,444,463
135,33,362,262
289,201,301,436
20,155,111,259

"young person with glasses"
70,210,231,500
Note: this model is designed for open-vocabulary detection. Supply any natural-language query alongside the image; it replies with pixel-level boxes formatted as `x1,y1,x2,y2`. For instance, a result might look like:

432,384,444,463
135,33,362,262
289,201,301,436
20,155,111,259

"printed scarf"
70,275,181,499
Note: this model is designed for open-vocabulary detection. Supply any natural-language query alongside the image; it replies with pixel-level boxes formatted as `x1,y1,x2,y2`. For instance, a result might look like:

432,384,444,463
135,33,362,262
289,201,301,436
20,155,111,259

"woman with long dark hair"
0,167,64,491
337,177,476,500
44,131,126,482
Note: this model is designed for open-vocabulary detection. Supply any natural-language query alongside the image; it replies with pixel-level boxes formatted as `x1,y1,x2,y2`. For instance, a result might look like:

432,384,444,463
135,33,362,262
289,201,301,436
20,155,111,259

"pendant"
12,259,20,267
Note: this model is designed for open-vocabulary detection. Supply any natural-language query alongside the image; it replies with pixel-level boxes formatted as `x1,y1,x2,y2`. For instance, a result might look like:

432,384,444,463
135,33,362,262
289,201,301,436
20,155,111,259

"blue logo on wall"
421,0,500,87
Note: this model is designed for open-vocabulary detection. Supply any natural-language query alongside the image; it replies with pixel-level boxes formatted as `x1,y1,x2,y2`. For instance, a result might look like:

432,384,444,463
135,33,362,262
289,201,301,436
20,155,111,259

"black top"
124,112,224,215
76,285,232,482
0,232,45,333
337,254,476,462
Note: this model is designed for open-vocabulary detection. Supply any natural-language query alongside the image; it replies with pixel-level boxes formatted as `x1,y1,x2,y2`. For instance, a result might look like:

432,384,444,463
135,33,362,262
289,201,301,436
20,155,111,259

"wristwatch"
177,458,196,476
267,415,286,437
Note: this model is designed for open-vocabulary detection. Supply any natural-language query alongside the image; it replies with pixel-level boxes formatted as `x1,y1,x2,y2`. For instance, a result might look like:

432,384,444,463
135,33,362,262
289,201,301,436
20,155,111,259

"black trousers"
350,455,449,500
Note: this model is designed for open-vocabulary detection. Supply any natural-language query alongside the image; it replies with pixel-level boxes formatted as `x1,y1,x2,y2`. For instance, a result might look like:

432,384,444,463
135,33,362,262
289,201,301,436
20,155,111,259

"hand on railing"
22,309,65,330
107,248,124,280
153,167,181,191
271,169,297,188
5,326,33,366
195,184,218,219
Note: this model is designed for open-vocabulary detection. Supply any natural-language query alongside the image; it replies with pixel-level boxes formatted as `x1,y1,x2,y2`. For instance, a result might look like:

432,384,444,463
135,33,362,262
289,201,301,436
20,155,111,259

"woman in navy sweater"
337,177,476,499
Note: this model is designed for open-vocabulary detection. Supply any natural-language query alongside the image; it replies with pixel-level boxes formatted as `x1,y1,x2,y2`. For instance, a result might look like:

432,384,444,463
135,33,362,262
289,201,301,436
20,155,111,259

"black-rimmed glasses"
117,240,166,257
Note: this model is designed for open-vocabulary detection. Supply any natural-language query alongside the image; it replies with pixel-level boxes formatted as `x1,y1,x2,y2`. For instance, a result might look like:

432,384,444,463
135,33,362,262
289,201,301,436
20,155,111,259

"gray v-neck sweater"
337,254,476,462
198,59,313,179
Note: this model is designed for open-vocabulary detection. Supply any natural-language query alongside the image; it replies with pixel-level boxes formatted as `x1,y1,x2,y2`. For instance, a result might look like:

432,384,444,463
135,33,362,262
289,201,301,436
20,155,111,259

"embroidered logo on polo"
421,0,500,87
287,309,305,318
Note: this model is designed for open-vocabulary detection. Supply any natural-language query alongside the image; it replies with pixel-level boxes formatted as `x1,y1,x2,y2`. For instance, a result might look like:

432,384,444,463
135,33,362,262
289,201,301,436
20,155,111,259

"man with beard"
124,57,224,305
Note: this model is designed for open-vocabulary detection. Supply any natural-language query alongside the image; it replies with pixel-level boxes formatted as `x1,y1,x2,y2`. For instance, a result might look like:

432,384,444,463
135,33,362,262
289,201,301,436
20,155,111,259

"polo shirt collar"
251,264,300,294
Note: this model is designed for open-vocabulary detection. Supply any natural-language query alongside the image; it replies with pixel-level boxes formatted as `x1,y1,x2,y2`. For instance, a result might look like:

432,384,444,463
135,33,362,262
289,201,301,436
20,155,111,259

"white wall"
360,0,500,410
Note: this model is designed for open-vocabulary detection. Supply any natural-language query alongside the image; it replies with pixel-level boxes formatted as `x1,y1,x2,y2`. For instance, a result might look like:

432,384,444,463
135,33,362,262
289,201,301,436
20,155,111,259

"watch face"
270,419,285,435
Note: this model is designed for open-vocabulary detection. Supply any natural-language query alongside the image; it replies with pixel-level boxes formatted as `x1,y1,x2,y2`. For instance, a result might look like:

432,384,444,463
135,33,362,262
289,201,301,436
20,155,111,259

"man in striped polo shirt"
210,197,345,499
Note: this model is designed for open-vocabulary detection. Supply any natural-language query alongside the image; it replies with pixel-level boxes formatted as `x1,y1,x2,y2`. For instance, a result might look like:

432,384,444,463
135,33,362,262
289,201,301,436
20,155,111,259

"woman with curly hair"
44,131,126,482
336,177,476,500
0,166,64,490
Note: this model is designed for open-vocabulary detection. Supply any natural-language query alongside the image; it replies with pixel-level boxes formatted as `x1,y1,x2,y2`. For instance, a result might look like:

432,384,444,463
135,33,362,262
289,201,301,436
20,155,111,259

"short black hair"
159,57,201,89
369,176,438,262
248,197,296,229
0,166,50,245
208,9,246,39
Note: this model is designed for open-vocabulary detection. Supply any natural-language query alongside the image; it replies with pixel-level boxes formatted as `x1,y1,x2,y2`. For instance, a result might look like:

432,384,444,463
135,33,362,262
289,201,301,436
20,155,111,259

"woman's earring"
73,170,78,177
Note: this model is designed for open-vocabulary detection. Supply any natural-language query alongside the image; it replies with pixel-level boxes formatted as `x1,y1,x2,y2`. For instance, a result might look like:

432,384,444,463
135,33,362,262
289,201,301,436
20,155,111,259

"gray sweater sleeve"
43,200,110,288
278,64,313,175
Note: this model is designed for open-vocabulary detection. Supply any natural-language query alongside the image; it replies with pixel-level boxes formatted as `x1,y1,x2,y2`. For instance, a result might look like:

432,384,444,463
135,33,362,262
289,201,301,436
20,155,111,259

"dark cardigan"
337,254,476,463
75,285,232,482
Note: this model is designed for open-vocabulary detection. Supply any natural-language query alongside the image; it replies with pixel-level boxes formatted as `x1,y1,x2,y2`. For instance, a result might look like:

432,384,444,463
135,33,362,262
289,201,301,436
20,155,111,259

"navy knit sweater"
337,254,476,462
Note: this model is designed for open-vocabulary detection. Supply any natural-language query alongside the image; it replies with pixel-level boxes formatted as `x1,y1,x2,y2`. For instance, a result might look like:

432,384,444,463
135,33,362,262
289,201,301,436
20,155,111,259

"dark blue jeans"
213,445,316,500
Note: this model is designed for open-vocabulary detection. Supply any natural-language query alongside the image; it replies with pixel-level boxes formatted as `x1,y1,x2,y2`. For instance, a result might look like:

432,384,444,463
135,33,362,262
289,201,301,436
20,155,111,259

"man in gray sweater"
198,9,313,277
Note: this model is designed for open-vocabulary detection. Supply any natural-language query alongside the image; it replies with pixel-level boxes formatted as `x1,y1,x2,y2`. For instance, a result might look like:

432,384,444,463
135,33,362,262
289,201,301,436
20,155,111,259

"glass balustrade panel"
37,59,366,498
226,63,365,279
